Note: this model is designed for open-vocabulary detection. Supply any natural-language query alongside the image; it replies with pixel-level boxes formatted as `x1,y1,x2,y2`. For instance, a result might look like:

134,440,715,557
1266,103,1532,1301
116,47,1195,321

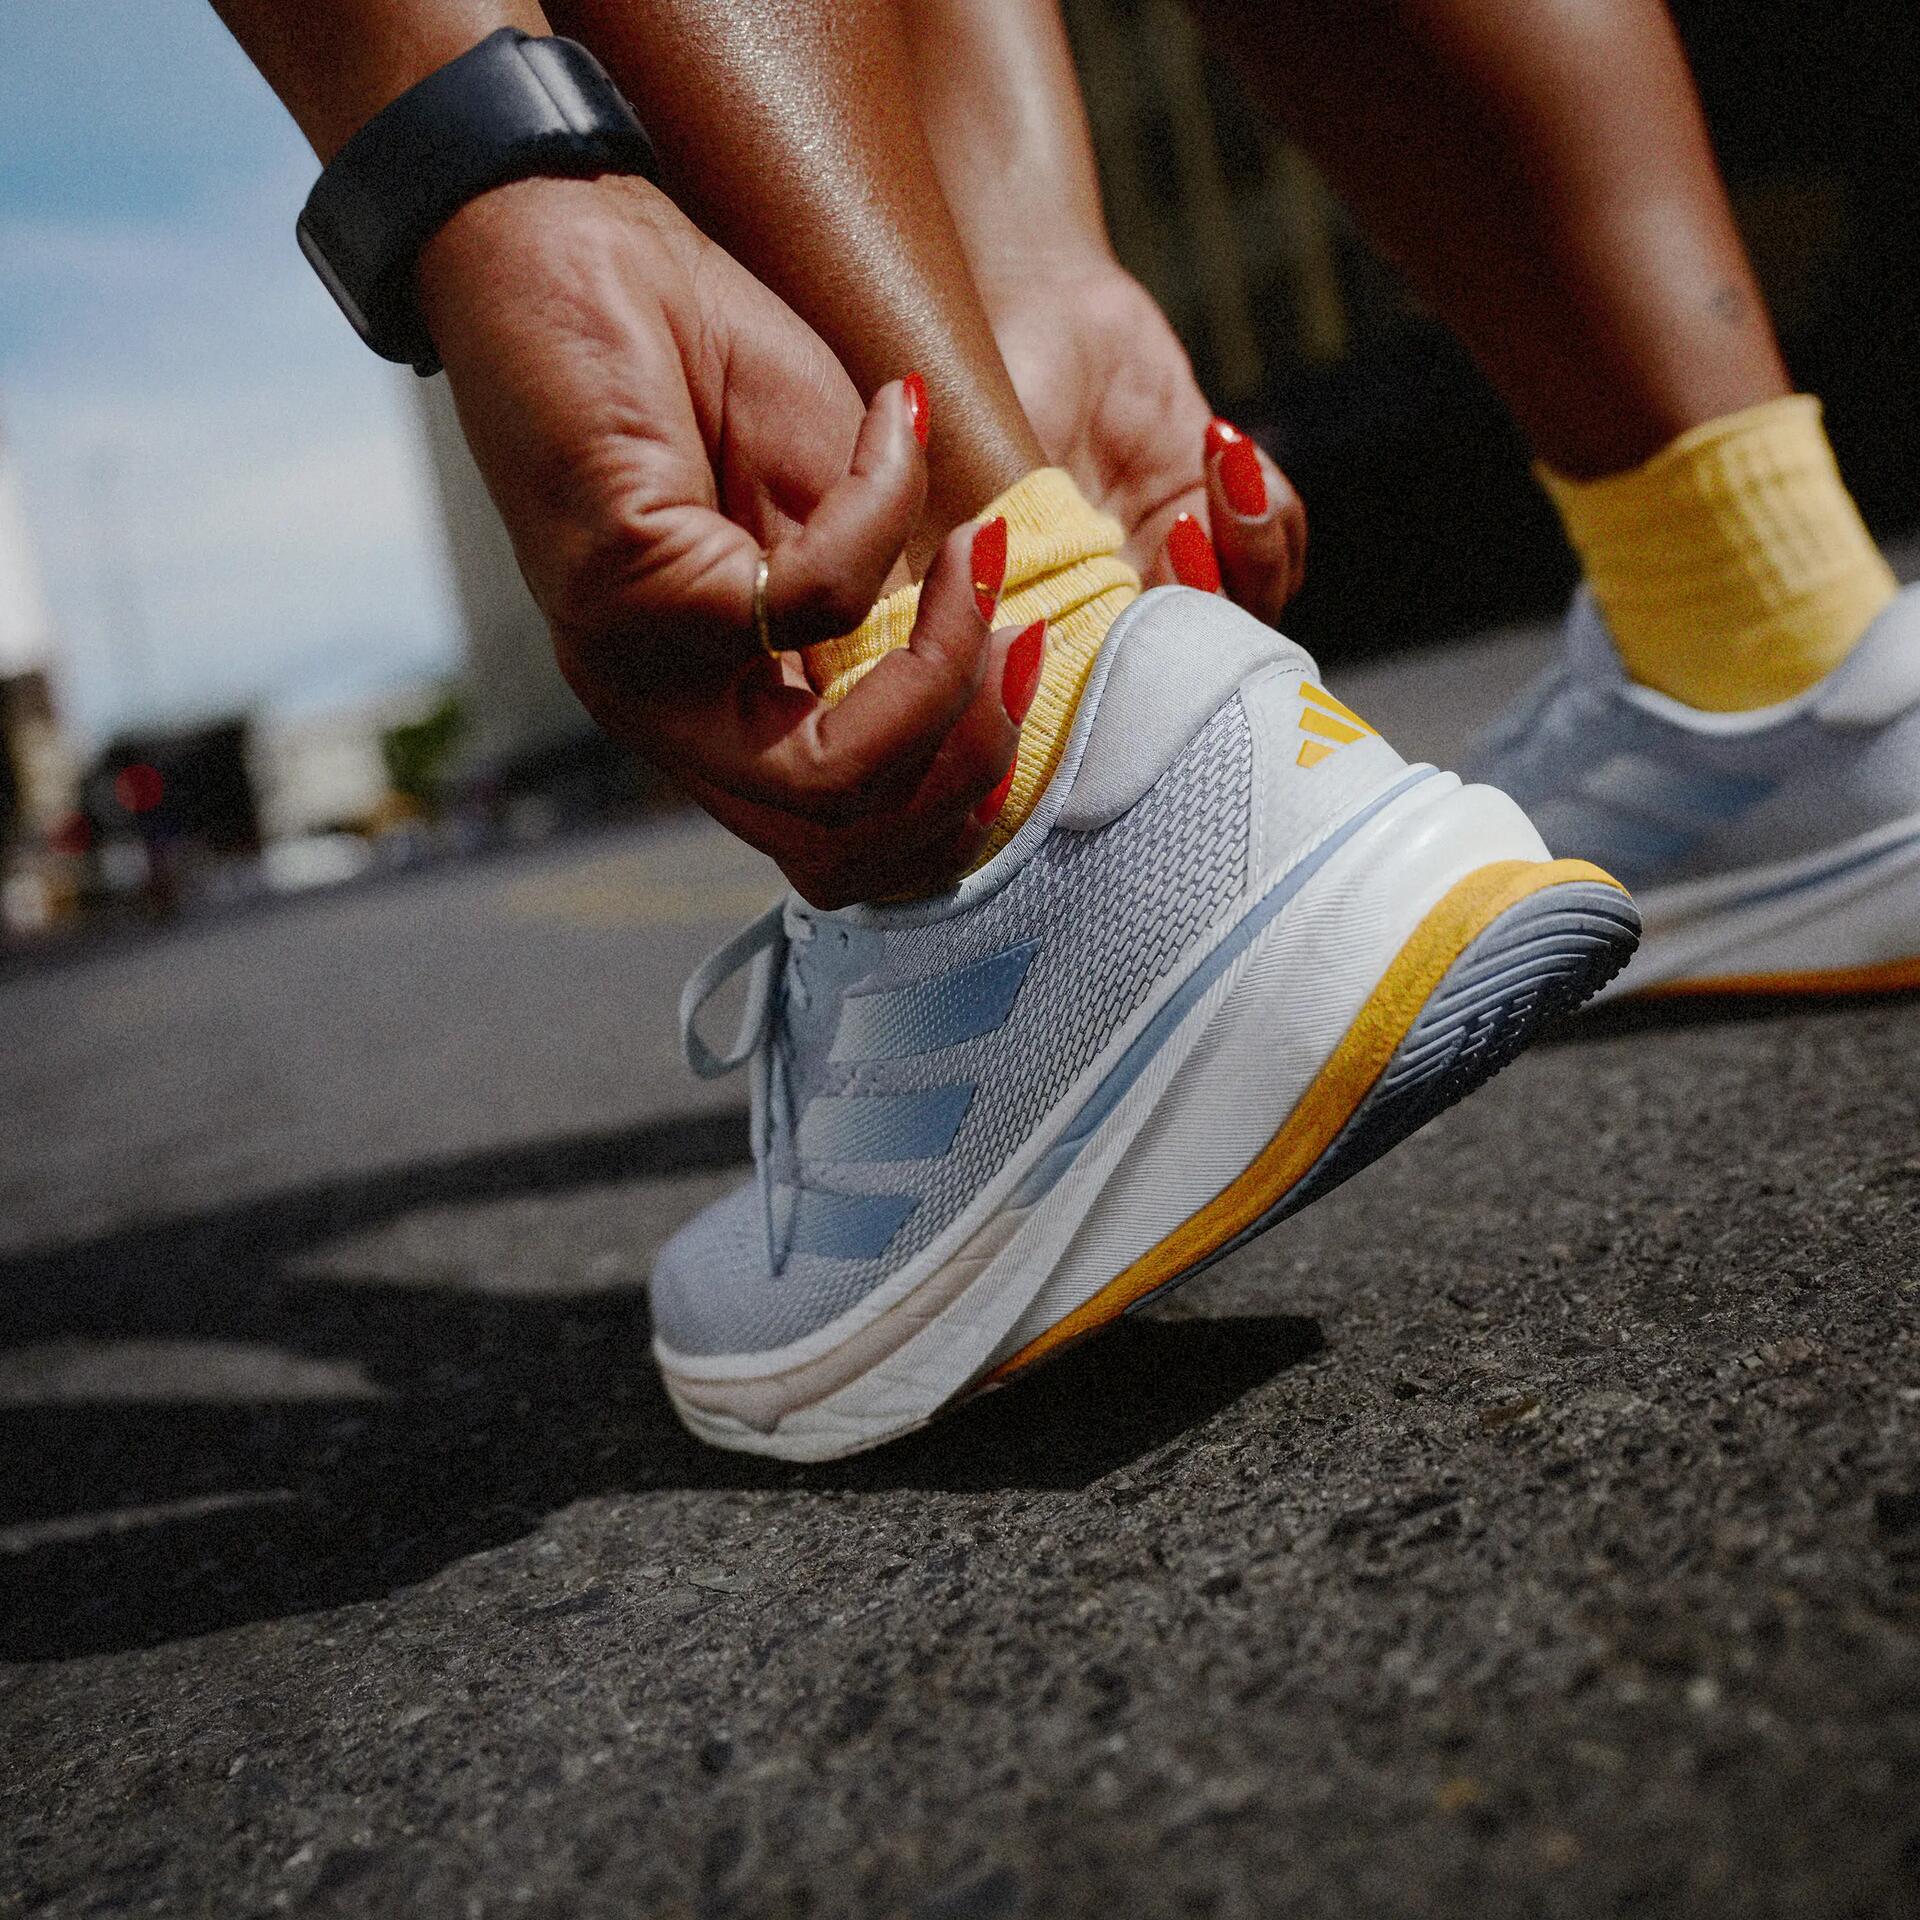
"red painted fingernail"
972,759,1016,829
902,371,930,448
972,516,1008,623
1205,416,1245,463
1001,619,1046,724
1167,513,1222,593
1218,434,1268,520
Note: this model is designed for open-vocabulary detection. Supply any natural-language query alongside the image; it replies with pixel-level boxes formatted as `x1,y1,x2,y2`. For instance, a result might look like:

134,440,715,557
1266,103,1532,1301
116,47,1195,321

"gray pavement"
5,632,1920,1919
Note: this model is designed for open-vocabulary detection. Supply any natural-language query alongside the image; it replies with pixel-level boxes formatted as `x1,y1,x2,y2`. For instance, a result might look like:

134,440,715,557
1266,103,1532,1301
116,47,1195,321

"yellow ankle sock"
1541,395,1897,712
803,467,1139,862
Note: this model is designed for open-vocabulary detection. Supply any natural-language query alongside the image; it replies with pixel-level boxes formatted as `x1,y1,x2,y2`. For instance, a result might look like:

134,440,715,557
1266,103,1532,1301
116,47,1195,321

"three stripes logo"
1295,681,1379,769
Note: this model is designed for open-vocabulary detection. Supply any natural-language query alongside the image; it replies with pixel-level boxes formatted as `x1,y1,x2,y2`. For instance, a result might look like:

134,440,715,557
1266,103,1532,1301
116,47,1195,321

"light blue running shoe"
657,587,1638,1459
1464,583,1920,1000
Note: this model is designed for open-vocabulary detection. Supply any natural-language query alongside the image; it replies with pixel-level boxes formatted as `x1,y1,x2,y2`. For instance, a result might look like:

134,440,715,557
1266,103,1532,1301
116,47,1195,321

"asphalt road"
4,634,1920,1919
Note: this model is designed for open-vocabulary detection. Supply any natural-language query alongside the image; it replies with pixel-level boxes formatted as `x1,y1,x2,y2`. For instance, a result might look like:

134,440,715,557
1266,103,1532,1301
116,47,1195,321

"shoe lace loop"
678,903,788,1079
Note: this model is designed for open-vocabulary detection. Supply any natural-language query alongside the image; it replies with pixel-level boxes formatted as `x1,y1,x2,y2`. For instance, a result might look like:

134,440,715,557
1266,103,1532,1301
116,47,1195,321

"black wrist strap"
297,30,658,375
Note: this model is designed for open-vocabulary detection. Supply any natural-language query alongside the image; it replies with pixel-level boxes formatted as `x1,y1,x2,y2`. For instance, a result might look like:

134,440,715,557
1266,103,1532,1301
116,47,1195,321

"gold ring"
751,554,777,657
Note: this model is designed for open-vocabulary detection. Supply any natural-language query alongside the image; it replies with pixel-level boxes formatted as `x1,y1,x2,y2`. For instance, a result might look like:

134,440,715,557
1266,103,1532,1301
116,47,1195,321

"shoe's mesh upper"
1463,585,1920,887
653,698,1254,1357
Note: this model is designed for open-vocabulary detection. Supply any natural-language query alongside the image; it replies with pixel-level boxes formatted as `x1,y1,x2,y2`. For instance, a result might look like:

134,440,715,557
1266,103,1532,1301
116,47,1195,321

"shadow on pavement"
1540,985,1920,1046
0,1111,1321,1662
0,1108,756,1352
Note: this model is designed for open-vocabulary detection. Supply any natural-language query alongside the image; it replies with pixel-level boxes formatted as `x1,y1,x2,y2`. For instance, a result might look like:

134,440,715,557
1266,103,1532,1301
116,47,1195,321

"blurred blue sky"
0,1,461,741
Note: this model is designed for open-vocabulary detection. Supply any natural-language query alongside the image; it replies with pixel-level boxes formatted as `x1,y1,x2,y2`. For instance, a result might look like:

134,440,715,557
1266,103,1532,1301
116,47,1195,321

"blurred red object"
47,810,94,857
114,763,165,815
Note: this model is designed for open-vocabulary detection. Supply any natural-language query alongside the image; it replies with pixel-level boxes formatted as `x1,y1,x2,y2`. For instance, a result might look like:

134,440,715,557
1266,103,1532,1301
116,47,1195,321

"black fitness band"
296,28,658,375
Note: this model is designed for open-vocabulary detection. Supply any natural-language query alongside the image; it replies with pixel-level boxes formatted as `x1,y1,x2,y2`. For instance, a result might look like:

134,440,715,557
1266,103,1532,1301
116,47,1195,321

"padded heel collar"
1058,588,1316,830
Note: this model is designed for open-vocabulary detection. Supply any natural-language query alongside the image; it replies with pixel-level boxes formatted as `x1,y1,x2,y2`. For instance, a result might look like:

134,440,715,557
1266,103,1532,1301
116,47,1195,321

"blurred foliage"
381,693,467,807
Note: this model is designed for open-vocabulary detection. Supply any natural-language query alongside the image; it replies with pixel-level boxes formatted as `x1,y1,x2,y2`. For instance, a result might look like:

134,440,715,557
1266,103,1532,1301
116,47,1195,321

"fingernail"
903,371,930,448
1001,618,1046,724
1167,513,1222,593
972,759,1017,829
1217,434,1268,519
1205,416,1245,463
972,515,1008,623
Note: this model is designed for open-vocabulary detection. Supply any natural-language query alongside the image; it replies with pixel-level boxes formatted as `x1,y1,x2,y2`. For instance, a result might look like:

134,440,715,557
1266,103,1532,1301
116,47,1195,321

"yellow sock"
803,468,1139,863
1541,395,1897,712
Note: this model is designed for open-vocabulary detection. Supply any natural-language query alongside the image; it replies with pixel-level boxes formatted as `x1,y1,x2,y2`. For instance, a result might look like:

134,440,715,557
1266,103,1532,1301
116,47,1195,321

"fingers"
559,386,1034,907
761,377,928,653
795,516,1015,819
1139,421,1309,618
816,610,1040,907
1163,512,1223,595
906,608,1042,859
1204,419,1308,618
690,635,1039,910
694,523,1040,907
556,375,929,744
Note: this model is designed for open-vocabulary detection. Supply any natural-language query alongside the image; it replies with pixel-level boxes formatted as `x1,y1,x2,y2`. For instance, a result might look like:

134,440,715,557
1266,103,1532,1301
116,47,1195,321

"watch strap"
297,29,657,374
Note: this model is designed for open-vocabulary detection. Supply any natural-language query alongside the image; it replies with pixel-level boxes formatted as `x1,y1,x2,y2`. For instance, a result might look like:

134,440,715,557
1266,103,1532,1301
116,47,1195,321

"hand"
415,173,1029,908
986,251,1308,618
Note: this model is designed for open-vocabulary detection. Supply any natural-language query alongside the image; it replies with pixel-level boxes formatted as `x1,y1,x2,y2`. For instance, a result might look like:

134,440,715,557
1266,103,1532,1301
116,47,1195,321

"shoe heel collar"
821,588,1311,931
1056,587,1315,831
1813,582,1920,727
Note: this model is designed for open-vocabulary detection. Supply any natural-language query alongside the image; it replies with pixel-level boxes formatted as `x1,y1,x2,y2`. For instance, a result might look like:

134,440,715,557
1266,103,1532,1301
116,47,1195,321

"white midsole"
1606,810,1920,996
660,776,1553,1461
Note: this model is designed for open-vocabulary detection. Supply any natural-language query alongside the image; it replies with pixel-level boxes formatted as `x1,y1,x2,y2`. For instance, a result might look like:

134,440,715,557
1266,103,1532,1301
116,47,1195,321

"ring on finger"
752,553,778,658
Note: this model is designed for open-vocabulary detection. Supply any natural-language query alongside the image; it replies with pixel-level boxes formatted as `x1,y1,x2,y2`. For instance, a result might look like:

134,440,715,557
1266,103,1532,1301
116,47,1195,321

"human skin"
553,0,1305,609
908,0,1784,571
211,0,1031,905
1188,0,1793,480
546,0,1048,549
906,0,1308,614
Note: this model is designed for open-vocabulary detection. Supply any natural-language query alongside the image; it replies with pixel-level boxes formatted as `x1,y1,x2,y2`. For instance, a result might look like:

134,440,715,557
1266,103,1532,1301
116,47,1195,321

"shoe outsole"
983,867,1639,1387
1209,880,1639,1248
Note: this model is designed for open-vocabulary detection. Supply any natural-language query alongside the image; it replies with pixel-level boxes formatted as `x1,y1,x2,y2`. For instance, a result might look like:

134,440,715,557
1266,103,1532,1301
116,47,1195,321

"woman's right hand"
416,172,1029,907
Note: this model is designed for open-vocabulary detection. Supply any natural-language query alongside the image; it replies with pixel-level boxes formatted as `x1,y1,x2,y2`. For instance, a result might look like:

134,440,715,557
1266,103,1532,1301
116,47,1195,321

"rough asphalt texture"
4,635,1920,1919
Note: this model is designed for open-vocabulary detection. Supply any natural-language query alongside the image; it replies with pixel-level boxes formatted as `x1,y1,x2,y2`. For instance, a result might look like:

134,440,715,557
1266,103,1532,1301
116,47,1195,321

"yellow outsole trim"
981,857,1626,1387
1635,955,1920,1000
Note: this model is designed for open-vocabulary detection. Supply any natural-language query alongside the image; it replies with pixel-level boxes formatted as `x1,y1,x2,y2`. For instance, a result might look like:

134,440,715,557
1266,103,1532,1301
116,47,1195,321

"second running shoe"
1465,583,1920,999
656,587,1639,1459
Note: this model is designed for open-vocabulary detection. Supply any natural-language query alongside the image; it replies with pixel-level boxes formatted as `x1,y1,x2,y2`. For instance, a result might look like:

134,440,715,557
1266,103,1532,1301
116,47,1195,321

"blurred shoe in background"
1467,583,1920,999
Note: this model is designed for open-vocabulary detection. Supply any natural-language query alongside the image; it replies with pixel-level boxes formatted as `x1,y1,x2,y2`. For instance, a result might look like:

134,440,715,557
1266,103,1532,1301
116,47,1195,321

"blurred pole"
1140,0,1264,404
1061,0,1352,400
1261,145,1349,366
1063,0,1179,311
0,405,57,679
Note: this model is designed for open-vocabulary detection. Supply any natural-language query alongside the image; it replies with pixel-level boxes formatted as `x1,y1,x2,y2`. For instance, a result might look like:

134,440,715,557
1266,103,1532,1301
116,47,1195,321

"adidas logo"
1295,681,1379,769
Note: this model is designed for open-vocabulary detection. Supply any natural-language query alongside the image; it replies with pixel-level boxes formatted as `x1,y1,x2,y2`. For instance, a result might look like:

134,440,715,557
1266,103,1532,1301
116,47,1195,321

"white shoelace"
677,903,817,1267
678,903,789,1080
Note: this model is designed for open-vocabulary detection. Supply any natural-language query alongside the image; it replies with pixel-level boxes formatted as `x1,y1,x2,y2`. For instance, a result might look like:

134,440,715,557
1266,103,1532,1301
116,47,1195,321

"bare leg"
911,0,1306,613
1191,0,1792,479
547,0,1045,540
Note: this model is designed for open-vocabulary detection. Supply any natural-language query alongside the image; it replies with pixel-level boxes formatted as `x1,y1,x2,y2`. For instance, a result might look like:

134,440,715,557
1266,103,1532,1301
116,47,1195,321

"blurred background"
2,0,1916,951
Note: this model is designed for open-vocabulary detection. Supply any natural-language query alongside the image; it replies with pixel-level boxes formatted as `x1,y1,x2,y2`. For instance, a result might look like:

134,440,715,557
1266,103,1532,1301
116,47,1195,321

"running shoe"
656,586,1639,1459
1464,583,1920,999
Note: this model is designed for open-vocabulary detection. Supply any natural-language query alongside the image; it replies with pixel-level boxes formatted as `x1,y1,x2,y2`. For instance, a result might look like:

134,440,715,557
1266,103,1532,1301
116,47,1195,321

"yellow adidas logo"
1295,681,1379,769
